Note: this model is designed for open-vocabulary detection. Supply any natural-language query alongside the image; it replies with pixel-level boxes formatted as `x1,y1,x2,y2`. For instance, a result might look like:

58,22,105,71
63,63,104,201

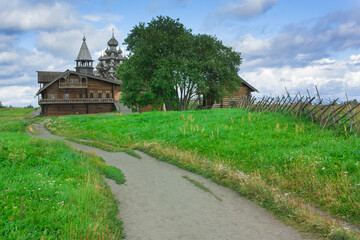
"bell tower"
75,36,94,75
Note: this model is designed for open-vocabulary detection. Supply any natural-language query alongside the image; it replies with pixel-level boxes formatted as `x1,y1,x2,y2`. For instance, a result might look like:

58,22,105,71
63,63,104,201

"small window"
98,93,102,99
79,93,83,99
90,93,94,98
106,93,110,98
65,93,69,99
73,79,77,84
50,93,55,99
69,79,72,84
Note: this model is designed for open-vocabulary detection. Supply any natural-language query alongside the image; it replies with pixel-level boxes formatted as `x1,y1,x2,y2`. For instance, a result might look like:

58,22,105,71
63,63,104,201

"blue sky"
0,0,359,106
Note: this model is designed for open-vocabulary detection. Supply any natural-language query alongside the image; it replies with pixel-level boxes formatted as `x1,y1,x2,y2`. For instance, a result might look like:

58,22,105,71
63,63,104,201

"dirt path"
28,122,310,240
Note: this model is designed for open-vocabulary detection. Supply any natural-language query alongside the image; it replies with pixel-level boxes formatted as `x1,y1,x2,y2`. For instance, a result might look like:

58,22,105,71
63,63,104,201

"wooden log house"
36,36,125,116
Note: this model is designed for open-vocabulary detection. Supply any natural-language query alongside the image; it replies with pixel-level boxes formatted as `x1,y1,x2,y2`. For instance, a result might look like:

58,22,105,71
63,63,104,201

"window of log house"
50,93,55,99
90,93,94,98
106,93,110,98
79,93,83,99
98,93,102,99
65,93,69,99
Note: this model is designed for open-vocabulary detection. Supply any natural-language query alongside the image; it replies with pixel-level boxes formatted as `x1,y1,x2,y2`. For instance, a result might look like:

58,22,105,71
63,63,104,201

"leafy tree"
0,101,4,108
117,16,242,111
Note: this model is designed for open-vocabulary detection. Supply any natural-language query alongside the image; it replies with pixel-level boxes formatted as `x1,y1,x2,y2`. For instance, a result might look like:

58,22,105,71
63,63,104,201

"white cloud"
82,13,123,23
0,34,16,50
0,48,72,86
217,0,277,19
36,24,123,60
232,9,360,69
0,86,39,107
242,56,360,101
0,0,78,31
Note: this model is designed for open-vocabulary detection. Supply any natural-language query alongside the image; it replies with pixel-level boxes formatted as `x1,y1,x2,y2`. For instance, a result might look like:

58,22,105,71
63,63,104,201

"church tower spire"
75,35,94,75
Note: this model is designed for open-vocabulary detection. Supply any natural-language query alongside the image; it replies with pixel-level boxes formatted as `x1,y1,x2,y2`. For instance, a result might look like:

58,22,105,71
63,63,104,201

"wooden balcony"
59,82,88,89
39,98,115,104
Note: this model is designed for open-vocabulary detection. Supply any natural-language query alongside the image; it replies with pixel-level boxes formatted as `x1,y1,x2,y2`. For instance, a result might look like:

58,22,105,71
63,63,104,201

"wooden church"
36,34,129,116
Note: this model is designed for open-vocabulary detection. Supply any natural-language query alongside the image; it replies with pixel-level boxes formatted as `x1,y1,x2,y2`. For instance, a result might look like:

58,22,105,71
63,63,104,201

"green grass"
47,109,360,227
0,108,35,133
100,165,126,185
0,107,35,117
0,109,125,239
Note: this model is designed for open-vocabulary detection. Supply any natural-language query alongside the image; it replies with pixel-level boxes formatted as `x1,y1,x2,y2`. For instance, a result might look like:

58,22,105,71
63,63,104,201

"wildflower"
321,167,325,170
38,188,41,190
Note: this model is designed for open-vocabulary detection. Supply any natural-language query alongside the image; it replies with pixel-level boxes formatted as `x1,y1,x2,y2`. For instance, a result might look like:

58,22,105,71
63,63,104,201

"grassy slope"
48,109,360,226
0,108,34,133
0,109,124,239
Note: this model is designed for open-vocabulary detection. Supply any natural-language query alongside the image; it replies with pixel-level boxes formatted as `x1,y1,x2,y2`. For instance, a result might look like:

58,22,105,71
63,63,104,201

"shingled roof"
76,36,93,61
37,71,64,83
35,70,121,96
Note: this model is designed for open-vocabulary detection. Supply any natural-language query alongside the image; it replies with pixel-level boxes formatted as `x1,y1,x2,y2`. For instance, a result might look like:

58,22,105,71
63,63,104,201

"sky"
0,0,360,107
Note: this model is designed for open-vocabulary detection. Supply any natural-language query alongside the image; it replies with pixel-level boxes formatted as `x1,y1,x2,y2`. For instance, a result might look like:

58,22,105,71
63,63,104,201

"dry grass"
133,141,360,240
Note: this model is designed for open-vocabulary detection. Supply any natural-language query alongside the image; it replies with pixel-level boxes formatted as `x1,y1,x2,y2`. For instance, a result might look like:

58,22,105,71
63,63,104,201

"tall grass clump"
48,109,360,228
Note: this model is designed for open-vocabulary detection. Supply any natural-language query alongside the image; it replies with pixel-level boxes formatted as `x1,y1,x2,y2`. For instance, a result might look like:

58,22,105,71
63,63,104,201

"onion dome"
107,32,118,47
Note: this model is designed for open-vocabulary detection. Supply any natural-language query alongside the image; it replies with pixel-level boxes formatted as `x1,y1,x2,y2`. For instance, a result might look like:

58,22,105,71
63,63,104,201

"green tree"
117,16,242,111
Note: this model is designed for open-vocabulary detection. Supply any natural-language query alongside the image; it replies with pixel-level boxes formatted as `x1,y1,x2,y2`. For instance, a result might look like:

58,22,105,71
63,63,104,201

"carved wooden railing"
39,98,115,104
59,83,88,88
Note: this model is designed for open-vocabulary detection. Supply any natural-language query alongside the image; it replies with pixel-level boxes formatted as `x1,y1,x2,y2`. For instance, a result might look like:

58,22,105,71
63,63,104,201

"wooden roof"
36,70,121,96
37,71,64,83
76,37,93,61
240,77,259,93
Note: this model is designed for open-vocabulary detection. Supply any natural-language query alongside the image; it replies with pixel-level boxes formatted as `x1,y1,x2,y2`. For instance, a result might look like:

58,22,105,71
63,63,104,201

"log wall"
222,83,251,108
41,76,119,116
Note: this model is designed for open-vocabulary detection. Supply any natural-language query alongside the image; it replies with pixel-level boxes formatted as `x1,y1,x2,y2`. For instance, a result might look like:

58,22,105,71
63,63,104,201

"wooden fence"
231,87,360,136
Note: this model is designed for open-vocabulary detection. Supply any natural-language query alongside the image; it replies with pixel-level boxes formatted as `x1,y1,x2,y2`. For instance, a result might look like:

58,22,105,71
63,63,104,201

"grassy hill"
0,108,124,239
48,108,360,239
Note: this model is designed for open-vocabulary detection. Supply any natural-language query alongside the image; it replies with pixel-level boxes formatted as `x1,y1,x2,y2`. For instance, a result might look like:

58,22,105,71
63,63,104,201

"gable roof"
240,77,259,93
36,70,121,96
37,71,64,83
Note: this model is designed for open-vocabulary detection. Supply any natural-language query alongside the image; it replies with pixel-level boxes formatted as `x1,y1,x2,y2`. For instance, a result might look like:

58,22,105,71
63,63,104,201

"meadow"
0,108,125,239
47,108,360,238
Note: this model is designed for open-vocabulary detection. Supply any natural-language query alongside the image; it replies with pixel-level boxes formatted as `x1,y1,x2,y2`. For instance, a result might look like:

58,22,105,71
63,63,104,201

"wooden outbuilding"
201,77,258,109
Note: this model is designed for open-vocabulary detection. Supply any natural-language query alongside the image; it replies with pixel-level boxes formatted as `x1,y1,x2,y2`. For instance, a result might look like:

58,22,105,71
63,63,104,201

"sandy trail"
28,122,310,240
